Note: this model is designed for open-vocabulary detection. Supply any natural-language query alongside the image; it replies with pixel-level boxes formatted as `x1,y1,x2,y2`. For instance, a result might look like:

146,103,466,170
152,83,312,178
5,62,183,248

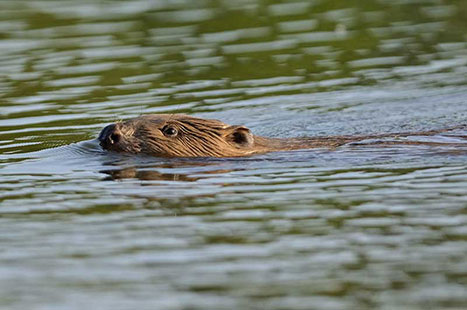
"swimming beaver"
98,114,465,157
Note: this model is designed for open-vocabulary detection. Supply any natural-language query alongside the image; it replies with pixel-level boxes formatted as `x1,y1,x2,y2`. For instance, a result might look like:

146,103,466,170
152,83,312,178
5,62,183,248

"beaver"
98,114,466,158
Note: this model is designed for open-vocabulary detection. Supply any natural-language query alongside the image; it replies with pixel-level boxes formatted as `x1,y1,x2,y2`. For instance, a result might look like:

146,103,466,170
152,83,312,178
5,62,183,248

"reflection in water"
1,0,467,309
100,162,234,182
102,168,198,181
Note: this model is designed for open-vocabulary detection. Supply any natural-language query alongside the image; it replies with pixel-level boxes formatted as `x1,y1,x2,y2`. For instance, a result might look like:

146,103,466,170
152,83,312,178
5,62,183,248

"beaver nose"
98,124,121,148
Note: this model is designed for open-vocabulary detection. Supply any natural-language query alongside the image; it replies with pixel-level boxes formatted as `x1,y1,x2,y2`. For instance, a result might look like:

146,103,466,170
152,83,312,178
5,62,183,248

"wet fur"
99,114,466,158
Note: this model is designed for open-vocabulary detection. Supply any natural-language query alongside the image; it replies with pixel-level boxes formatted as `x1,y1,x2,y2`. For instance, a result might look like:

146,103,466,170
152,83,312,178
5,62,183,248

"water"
1,0,467,309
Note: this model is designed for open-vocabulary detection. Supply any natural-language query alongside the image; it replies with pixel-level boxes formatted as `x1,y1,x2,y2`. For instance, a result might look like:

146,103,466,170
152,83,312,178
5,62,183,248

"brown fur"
98,114,466,158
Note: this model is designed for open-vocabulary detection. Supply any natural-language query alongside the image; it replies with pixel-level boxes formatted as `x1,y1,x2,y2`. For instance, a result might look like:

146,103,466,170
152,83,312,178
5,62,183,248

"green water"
1,0,467,309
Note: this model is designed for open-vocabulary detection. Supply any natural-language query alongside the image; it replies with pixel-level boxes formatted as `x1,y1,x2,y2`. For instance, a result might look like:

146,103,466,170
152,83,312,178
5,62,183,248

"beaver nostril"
110,133,120,144
98,124,115,142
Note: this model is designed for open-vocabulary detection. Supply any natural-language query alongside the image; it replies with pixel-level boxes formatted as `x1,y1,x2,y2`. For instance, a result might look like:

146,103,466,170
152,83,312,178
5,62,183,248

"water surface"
1,0,467,309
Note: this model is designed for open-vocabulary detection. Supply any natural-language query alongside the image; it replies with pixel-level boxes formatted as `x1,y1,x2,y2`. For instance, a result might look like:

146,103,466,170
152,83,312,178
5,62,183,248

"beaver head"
98,114,257,157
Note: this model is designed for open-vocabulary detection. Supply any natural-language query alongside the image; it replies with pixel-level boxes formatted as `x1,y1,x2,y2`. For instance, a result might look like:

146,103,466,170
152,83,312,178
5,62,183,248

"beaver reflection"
102,167,237,181
98,114,467,158
101,167,198,181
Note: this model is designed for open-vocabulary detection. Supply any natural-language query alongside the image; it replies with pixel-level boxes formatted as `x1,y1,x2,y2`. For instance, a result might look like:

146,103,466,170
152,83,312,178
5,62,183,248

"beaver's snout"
98,124,121,149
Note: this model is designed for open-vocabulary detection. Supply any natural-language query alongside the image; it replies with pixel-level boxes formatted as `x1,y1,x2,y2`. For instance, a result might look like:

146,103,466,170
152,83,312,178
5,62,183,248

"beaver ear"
225,126,254,147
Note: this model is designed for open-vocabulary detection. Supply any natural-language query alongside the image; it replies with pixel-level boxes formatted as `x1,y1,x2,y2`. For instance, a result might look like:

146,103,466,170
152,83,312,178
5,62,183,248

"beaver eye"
162,125,178,137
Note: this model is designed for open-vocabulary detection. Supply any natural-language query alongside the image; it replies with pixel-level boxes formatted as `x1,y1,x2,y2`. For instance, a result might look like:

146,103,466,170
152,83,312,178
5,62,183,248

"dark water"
1,0,467,309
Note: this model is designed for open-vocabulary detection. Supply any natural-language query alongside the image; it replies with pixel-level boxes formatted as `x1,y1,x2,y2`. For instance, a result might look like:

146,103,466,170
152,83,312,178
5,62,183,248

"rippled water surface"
1,0,467,309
